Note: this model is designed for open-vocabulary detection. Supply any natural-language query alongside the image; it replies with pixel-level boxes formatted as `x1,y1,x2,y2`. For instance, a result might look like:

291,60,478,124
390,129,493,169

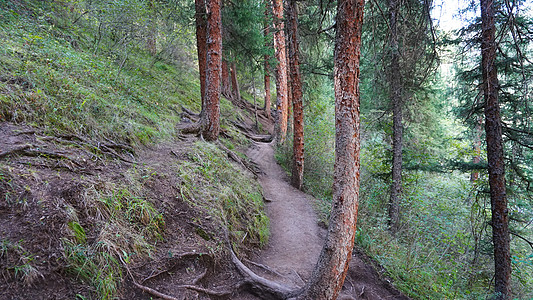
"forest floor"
0,99,409,300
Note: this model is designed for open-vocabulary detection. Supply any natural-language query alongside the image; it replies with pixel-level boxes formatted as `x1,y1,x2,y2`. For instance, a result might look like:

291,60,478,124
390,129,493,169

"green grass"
0,1,199,145
0,240,42,286
63,174,165,300
178,141,269,249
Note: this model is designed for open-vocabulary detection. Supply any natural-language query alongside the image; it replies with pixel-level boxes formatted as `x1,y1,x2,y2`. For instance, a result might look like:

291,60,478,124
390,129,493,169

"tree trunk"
388,0,402,234
480,0,511,298
222,60,231,98
287,0,304,190
272,0,288,144
195,0,207,112
146,0,157,56
230,62,241,101
296,0,364,298
201,0,222,141
263,4,272,119
471,116,483,182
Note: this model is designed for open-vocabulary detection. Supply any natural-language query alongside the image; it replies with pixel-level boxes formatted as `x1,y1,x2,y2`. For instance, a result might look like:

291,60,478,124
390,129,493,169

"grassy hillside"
0,1,268,299
0,0,200,144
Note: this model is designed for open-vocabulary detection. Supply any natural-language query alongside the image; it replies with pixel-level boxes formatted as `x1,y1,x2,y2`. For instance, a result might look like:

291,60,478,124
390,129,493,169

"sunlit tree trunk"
296,0,364,298
272,0,288,143
480,0,511,298
201,0,222,141
195,0,207,112
231,62,241,101
388,0,402,234
287,0,304,190
263,3,271,119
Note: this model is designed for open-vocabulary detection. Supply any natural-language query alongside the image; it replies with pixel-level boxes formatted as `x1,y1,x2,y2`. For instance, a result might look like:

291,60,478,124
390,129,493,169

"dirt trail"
238,139,410,300
247,141,324,288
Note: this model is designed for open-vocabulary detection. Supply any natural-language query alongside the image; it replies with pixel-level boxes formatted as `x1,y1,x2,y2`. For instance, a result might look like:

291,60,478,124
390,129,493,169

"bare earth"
248,141,324,288
236,139,410,300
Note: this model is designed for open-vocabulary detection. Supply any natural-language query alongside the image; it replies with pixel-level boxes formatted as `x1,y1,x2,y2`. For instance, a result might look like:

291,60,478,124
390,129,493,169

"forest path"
246,141,324,288
235,138,410,300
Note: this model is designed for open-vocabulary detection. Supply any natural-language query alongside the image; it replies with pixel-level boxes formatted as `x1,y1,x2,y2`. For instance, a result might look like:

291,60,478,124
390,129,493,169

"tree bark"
272,0,289,144
231,62,241,101
287,0,304,190
296,0,364,298
195,0,208,112
480,0,511,298
471,116,483,182
201,0,222,141
263,4,272,119
222,60,231,98
388,0,402,234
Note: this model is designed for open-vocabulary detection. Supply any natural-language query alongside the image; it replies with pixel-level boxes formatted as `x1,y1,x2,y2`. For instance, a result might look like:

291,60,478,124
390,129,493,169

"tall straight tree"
272,0,289,143
202,0,222,141
287,0,304,190
387,0,402,233
296,0,364,297
263,2,271,119
195,0,207,112
184,0,221,140
480,0,511,298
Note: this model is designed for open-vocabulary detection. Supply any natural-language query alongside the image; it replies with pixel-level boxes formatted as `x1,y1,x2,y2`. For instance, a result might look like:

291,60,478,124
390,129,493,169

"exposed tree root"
177,284,235,297
192,267,208,285
120,250,232,300
245,133,274,143
13,130,36,136
140,251,213,283
217,141,262,176
100,144,134,163
0,144,31,159
39,134,136,163
0,144,84,168
243,258,284,278
230,249,297,300
180,105,200,117
132,281,181,300
103,137,135,154
179,121,203,135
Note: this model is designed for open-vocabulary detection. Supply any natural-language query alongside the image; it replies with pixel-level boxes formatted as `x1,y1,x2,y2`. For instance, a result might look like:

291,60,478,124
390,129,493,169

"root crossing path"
246,141,324,289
